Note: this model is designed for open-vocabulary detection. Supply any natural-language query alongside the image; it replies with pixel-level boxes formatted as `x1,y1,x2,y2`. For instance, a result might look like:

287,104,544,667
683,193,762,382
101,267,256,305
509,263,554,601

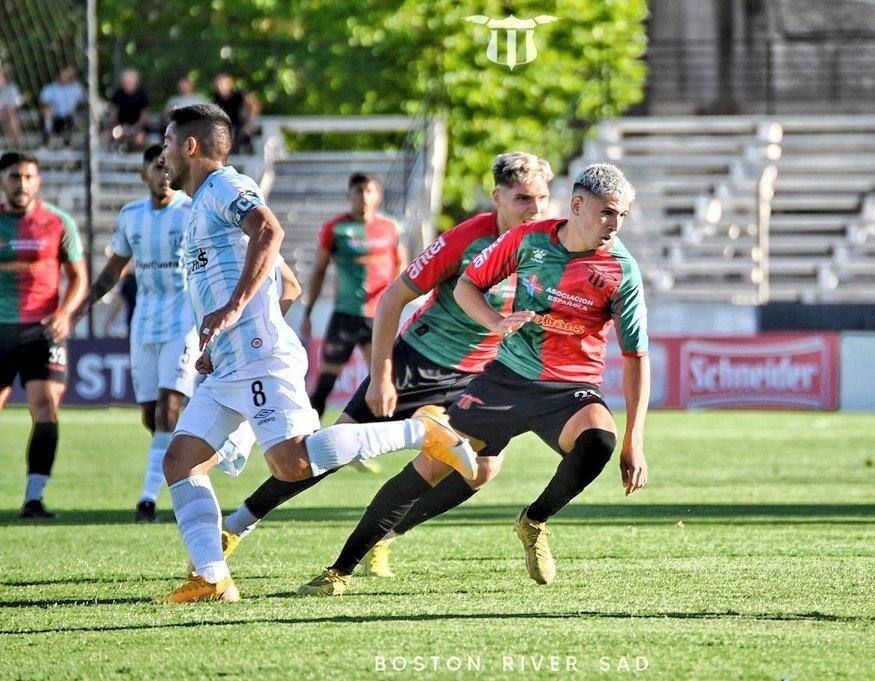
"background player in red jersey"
302,173,406,420
0,152,88,518
299,162,648,593
215,152,552,586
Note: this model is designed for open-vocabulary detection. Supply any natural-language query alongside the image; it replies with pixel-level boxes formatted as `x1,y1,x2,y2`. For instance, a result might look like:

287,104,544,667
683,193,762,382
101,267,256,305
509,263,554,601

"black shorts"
343,338,477,422
0,323,68,388
447,360,609,456
322,311,373,365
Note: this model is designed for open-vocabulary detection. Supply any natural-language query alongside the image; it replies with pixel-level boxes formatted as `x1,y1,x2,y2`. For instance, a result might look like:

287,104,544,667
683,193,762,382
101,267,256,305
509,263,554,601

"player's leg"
514,390,617,585
20,379,65,518
157,383,242,602
136,335,199,522
308,312,358,417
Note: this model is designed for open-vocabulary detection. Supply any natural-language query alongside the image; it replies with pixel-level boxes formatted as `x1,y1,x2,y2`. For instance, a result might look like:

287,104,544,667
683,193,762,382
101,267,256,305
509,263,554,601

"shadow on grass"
2,608,872,636
1,504,873,527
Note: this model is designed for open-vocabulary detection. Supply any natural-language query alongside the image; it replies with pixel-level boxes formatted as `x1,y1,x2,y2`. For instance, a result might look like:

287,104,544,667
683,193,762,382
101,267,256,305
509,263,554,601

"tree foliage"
99,0,647,216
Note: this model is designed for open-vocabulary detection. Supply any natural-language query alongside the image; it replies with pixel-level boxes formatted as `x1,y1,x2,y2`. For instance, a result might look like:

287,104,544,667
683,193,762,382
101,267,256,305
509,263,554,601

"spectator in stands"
103,69,149,152
212,72,249,153
39,66,85,148
164,76,206,120
0,70,24,147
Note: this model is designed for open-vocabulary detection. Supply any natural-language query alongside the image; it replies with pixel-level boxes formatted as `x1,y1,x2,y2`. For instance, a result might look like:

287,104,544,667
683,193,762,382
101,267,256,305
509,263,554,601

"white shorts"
174,355,320,456
130,329,199,403
214,421,258,478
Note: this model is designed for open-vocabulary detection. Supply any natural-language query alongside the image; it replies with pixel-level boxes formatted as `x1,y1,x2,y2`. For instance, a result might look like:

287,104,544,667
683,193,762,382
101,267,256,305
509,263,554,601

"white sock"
25,474,50,502
140,431,171,502
169,475,229,583
224,504,260,538
305,419,426,476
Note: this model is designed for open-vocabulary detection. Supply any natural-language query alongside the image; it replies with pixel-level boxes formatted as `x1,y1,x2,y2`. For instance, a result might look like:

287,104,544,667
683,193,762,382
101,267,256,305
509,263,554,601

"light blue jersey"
111,191,195,345
185,166,302,378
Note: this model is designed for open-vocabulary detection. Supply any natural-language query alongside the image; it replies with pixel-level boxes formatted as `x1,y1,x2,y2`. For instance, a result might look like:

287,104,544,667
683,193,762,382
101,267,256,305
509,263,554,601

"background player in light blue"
157,104,477,603
86,145,199,522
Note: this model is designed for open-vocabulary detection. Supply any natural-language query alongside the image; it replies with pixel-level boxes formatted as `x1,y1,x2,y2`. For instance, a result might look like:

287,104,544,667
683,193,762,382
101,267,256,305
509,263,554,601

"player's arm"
278,258,301,315
620,355,649,496
393,239,408,278
455,232,533,337
83,253,130,312
43,258,88,343
199,205,283,350
301,247,330,338
365,277,421,416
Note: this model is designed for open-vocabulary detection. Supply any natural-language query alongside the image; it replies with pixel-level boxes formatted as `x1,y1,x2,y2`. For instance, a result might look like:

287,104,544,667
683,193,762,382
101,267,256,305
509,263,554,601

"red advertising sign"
678,334,838,409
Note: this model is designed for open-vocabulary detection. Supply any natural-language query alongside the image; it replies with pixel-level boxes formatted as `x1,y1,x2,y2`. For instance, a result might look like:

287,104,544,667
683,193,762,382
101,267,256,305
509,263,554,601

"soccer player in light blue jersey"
87,145,201,522
155,104,478,603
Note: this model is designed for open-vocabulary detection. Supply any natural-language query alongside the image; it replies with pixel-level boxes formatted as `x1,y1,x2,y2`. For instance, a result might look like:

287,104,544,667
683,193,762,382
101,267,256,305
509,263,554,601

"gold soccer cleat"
297,568,351,596
186,529,240,576
513,507,557,585
155,575,240,603
413,405,478,480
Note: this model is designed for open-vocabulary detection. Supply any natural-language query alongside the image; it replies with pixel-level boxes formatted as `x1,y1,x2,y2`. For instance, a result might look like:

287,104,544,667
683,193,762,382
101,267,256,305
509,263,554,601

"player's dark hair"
170,104,232,162
348,172,378,189
0,151,39,172
142,144,163,166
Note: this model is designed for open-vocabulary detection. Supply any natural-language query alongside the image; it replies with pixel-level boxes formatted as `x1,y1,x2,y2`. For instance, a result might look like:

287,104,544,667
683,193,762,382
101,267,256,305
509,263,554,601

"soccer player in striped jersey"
87,145,198,522
0,152,88,519
155,104,475,603
302,173,406,419
216,152,552,588
300,163,649,594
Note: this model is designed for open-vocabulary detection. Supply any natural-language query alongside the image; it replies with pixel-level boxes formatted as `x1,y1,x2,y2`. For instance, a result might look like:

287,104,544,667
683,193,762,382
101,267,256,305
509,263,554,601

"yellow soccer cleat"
413,405,478,480
297,568,351,596
513,507,556,585
185,529,240,576
155,575,240,603
360,537,395,578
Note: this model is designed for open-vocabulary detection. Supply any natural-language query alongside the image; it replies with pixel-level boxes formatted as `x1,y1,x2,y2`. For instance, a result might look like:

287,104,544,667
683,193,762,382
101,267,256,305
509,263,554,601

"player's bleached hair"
170,104,232,162
572,163,635,203
492,151,554,188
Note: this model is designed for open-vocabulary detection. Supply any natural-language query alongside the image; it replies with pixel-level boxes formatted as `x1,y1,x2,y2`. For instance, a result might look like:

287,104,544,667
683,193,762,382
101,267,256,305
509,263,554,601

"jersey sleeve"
109,210,132,257
461,227,523,291
401,223,474,295
317,220,336,252
216,176,265,230
59,213,84,263
611,256,649,356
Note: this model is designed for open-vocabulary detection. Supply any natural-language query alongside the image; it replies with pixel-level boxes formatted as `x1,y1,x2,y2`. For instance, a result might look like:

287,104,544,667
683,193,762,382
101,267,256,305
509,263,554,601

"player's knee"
141,408,156,434
161,440,185,481
411,452,451,485
265,439,311,482
570,428,616,473
470,450,504,490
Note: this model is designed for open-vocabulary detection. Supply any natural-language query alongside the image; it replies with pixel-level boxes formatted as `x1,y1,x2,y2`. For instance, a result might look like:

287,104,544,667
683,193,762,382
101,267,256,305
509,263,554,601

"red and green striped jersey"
318,212,402,318
462,218,648,384
400,212,516,373
0,199,83,324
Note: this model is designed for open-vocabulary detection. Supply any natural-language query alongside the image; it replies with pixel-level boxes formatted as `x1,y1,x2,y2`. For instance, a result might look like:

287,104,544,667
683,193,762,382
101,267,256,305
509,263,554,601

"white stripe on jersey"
184,166,303,378
110,191,195,345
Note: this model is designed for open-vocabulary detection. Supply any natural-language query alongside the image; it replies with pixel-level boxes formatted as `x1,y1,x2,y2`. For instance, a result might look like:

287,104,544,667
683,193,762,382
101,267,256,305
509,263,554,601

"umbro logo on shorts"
254,408,275,421
573,389,599,400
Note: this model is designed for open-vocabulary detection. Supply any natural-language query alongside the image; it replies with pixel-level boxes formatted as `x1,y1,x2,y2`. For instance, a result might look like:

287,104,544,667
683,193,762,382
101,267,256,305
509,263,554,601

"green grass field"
1,407,873,680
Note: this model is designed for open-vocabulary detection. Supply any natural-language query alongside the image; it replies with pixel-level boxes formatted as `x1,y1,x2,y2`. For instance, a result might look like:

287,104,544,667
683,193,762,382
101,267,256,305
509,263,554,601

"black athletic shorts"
447,360,609,456
0,323,68,388
343,338,477,422
322,311,374,365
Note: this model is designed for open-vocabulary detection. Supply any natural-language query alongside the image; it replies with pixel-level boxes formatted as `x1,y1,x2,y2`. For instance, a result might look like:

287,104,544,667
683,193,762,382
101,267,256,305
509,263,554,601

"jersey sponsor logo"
455,393,484,410
185,249,209,275
230,190,260,225
544,285,593,310
406,235,447,279
522,274,542,295
6,238,46,252
531,312,586,335
136,259,181,271
471,239,500,268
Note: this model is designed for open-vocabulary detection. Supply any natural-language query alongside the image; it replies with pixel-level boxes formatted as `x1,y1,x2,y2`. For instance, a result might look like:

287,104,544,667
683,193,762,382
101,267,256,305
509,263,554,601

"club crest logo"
523,274,543,296
465,14,558,71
